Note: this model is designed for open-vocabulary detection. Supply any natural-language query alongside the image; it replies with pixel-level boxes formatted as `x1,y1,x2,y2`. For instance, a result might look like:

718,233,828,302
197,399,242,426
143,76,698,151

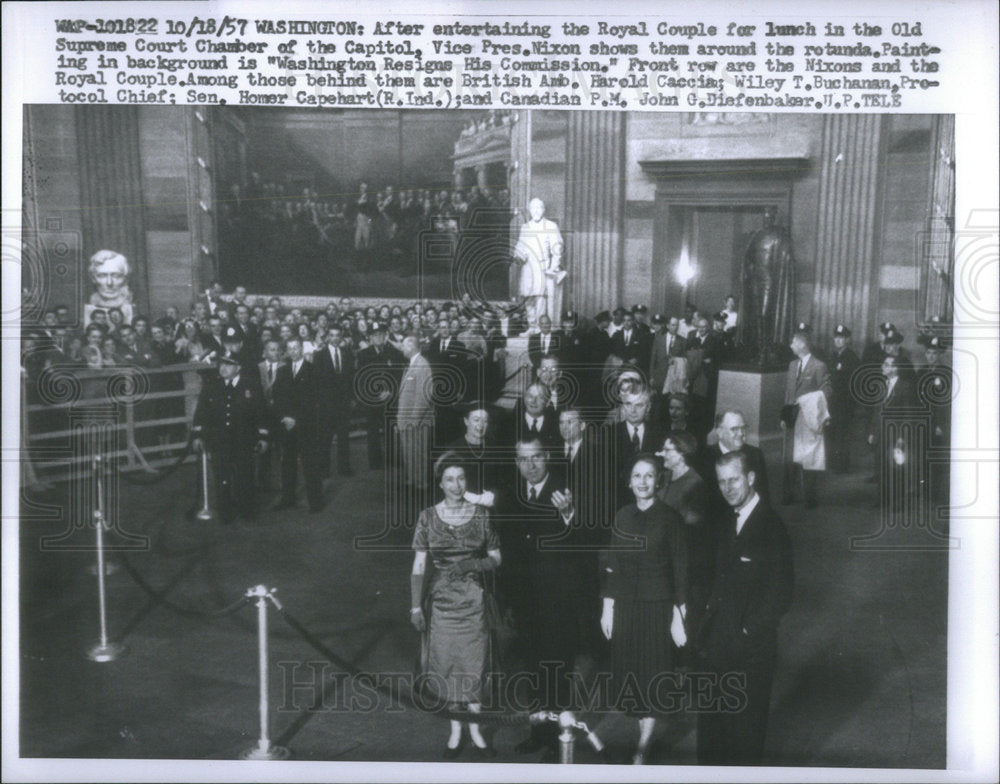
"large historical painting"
212,108,512,300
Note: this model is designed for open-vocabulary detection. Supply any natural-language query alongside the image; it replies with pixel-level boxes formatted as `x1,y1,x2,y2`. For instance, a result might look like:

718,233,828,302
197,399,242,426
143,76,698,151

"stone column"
565,112,626,316
811,114,885,345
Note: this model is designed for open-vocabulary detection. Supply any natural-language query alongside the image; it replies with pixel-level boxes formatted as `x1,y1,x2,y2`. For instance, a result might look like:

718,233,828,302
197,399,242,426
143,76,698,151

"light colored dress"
413,504,499,704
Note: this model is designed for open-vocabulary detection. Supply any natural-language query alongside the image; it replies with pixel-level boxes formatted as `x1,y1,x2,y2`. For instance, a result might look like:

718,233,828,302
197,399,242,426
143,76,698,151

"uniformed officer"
917,335,952,509
191,354,269,524
355,321,405,470
221,323,260,387
828,324,860,473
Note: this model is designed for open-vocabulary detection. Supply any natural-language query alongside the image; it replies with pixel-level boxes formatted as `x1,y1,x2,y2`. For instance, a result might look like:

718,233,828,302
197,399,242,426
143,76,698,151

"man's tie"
268,364,274,385
530,417,539,434
334,348,341,373
797,360,803,379
565,443,571,459
528,485,537,502
631,426,640,451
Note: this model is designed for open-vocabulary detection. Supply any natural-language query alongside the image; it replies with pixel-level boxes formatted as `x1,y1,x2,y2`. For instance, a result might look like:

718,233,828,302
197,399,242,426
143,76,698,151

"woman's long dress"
412,504,499,705
602,499,688,716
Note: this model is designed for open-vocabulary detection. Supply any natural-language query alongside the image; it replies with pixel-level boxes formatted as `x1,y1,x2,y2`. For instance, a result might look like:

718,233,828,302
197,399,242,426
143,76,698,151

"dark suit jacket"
687,332,723,398
528,331,562,368
272,360,319,433
694,498,793,672
611,419,665,508
830,347,860,412
356,343,405,411
498,402,562,451
312,343,356,413
610,328,649,367
192,372,268,451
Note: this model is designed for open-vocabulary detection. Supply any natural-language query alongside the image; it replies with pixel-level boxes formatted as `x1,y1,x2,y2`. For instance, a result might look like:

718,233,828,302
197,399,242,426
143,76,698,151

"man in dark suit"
312,325,355,477
500,381,561,451
501,438,590,756
867,354,919,512
686,316,724,436
428,318,468,443
694,450,794,766
191,355,269,524
610,311,649,369
781,324,832,507
355,322,405,469
256,338,285,490
701,409,771,505
828,324,860,473
527,314,561,368
272,337,324,512
611,386,663,510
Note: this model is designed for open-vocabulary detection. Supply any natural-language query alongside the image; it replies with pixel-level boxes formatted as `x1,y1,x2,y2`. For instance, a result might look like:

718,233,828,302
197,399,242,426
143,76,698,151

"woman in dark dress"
446,403,499,510
656,430,714,605
410,453,501,758
600,454,688,764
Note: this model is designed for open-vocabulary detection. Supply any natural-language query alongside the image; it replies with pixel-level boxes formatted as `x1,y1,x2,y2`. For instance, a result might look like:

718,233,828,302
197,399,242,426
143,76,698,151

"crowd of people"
217,173,512,291
20,282,952,764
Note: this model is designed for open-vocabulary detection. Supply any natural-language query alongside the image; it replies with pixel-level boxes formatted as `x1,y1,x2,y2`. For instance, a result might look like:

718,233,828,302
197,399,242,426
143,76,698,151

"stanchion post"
86,454,126,662
196,443,214,521
240,585,290,760
558,711,576,764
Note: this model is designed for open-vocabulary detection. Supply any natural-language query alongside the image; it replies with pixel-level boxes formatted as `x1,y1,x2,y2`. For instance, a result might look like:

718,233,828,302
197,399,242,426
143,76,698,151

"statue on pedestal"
83,249,134,327
738,207,796,365
513,198,564,333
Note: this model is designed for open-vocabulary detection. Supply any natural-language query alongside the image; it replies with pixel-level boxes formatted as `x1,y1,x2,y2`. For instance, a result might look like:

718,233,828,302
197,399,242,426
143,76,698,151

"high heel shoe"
443,730,466,759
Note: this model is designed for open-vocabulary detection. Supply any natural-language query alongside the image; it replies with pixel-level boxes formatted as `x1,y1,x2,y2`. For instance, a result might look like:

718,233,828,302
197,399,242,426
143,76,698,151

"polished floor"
18,438,947,767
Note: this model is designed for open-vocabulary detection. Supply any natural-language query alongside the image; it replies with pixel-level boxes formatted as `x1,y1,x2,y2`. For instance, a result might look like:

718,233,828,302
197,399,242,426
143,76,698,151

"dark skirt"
611,599,678,717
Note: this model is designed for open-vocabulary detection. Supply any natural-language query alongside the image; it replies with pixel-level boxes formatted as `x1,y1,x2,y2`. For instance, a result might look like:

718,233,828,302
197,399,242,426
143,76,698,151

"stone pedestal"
715,367,787,446
499,335,532,409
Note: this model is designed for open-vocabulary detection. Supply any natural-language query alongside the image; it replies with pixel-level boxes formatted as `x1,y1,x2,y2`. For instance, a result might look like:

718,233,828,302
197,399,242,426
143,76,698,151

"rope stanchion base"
240,741,290,761
86,640,127,662
195,508,214,521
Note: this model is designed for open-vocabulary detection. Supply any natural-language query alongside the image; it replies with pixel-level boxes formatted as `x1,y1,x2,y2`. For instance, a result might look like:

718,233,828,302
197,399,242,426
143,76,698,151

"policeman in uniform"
355,321,404,470
221,323,260,388
917,334,952,509
828,324,860,473
191,354,269,524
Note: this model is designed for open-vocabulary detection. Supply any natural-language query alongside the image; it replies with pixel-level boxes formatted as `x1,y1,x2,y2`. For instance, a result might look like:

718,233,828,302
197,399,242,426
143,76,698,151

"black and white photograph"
3,2,998,783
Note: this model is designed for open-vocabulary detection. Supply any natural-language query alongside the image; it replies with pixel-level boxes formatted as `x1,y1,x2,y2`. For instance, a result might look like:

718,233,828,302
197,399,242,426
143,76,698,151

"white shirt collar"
229,373,241,387
719,441,733,454
628,422,644,439
800,353,811,367
566,438,582,460
735,492,760,535
886,375,898,394
409,352,420,366
526,412,544,427
527,475,549,497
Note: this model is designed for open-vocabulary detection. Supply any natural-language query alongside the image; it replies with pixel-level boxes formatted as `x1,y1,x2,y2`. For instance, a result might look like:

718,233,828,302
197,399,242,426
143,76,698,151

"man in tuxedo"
694,450,794,766
501,438,589,756
701,410,771,505
191,355,269,525
313,325,355,478
781,324,832,507
355,322,405,470
272,338,325,512
612,386,663,509
828,324,860,473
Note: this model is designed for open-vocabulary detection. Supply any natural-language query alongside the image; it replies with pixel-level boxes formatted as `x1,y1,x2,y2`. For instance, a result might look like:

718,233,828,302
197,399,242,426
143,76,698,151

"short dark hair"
628,452,662,481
